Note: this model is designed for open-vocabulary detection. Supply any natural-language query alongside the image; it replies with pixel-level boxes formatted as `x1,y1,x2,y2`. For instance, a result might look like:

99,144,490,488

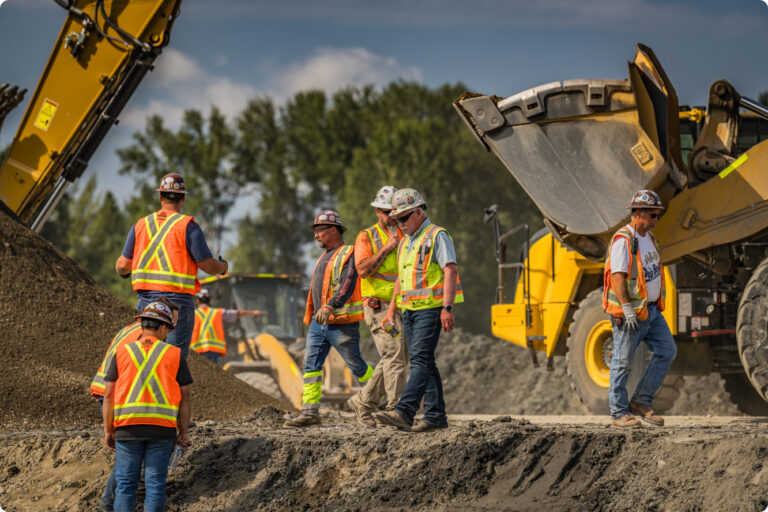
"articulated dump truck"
454,43,768,415
201,273,363,411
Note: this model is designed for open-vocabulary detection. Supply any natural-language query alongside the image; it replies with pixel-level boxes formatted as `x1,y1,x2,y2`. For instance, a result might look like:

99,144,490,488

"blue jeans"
304,320,368,378
201,351,220,364
98,398,117,511
395,308,447,427
114,439,175,512
608,304,677,418
136,300,195,358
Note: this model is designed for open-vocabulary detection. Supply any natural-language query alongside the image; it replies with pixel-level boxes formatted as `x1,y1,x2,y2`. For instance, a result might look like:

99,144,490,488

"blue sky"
1,0,767,228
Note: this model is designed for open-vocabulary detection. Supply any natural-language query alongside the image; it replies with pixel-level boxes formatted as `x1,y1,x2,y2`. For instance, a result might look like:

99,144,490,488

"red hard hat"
134,301,176,329
156,173,188,195
629,189,664,210
312,209,345,233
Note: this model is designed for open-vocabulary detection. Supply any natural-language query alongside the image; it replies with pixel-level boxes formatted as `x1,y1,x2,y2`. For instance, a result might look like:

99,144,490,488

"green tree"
759,90,768,106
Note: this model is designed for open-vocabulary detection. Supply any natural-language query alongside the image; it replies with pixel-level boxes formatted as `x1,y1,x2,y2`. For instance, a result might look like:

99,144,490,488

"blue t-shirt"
122,220,213,309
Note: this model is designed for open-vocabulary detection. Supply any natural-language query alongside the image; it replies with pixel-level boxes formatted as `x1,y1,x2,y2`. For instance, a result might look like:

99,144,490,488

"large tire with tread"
736,256,768,410
566,288,683,414
721,373,768,416
236,372,284,401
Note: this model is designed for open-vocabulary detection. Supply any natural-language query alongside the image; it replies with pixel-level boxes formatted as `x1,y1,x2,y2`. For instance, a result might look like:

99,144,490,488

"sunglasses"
378,209,392,215
645,212,661,219
314,226,332,234
397,211,415,225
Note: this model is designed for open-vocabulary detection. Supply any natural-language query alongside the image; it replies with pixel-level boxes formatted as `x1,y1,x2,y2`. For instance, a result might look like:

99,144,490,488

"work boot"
629,402,664,426
374,410,412,431
411,420,447,433
282,413,321,428
347,394,376,428
610,414,640,428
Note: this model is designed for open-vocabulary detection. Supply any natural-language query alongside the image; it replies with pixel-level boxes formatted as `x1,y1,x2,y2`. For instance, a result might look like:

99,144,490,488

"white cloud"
150,48,203,86
268,47,422,99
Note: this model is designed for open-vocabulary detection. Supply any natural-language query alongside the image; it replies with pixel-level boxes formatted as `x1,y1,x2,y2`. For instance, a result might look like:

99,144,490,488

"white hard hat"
390,188,426,216
370,186,398,209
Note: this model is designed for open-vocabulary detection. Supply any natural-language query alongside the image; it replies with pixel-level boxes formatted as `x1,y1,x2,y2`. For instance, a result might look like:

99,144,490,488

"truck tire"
236,372,284,402
736,256,768,410
566,288,683,414
721,373,768,416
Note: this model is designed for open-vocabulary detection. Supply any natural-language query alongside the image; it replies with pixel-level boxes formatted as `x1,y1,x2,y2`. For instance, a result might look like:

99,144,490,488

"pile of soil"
0,205,281,430
1,411,767,511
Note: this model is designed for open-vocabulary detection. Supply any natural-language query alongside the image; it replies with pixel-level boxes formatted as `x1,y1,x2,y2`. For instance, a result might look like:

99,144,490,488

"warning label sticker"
33,98,58,131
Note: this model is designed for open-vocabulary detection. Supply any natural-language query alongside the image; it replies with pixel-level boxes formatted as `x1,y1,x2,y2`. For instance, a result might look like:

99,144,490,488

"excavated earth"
0,204,765,511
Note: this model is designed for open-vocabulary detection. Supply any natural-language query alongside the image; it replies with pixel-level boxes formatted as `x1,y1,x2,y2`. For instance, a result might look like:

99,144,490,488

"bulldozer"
454,43,768,415
199,273,366,411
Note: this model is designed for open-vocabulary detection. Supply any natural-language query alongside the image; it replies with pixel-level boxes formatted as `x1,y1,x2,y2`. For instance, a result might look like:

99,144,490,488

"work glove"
314,304,332,325
621,304,638,333
218,255,228,275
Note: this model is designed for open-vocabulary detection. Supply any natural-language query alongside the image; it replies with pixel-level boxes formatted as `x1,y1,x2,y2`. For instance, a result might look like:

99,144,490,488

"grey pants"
358,302,408,410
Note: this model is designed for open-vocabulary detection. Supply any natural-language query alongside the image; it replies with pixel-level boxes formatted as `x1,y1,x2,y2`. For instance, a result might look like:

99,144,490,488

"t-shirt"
121,219,213,309
610,227,661,302
354,224,404,265
105,344,193,441
404,218,457,268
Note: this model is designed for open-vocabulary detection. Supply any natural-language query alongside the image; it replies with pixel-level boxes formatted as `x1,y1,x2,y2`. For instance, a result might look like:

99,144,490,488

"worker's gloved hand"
218,255,228,275
622,304,638,333
314,304,332,325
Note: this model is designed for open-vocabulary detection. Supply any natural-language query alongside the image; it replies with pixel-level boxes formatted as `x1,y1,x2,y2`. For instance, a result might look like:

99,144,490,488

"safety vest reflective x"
303,245,364,324
397,223,464,311
131,210,200,294
90,322,143,398
191,306,226,355
359,223,401,301
113,337,182,429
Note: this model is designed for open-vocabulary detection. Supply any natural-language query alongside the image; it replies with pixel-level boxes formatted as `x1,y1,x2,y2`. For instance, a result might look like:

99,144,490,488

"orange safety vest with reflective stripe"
304,245,364,324
131,210,200,294
90,321,143,398
397,223,464,311
602,225,666,321
191,306,227,355
113,336,182,429
359,223,401,301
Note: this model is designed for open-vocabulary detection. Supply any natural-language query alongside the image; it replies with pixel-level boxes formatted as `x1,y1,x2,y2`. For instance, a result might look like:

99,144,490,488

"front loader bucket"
455,44,685,259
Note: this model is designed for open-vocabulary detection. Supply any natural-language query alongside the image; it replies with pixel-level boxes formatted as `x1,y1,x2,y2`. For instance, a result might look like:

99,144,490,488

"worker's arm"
356,234,399,278
103,382,116,451
197,257,228,275
441,263,458,333
177,385,191,450
611,272,630,305
383,280,400,325
236,310,261,318
115,255,132,278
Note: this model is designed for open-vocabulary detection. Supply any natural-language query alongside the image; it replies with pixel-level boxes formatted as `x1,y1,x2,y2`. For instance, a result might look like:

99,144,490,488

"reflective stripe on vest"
113,339,181,428
131,212,199,293
360,223,399,301
398,223,464,311
90,322,143,397
191,307,227,355
330,246,364,318
303,244,364,324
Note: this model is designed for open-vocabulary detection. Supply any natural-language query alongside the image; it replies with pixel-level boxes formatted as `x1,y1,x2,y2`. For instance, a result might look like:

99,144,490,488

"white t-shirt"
610,226,661,303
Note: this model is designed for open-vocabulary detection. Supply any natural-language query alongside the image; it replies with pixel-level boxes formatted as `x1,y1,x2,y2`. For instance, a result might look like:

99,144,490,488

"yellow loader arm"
0,0,182,230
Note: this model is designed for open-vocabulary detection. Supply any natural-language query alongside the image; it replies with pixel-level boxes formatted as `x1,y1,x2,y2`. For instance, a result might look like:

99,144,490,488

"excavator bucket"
455,44,685,259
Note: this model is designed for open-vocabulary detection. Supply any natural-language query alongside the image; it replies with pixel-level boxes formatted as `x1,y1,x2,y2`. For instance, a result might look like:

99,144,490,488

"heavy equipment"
454,43,768,414
0,0,182,230
200,273,365,410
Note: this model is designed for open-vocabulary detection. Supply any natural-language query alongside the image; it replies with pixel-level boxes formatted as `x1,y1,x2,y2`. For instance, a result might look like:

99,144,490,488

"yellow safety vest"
360,223,399,301
397,223,464,311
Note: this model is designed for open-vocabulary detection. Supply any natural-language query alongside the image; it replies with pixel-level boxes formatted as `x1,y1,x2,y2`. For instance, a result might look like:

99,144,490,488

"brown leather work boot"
347,394,376,428
282,413,321,428
411,420,448,433
373,410,412,431
629,402,664,426
610,414,640,428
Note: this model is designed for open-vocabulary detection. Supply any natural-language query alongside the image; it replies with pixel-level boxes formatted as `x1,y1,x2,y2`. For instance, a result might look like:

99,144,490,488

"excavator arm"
0,0,182,230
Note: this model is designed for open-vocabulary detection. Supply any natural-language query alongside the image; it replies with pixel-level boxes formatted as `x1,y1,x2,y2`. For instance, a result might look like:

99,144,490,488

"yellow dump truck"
455,44,768,414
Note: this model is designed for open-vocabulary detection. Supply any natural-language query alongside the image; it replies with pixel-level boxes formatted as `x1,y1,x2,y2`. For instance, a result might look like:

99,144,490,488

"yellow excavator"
454,43,768,415
0,0,182,230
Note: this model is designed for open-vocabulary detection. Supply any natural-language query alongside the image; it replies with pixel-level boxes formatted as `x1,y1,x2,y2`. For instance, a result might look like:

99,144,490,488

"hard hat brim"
627,204,665,211
370,201,394,209
156,188,188,194
312,223,346,233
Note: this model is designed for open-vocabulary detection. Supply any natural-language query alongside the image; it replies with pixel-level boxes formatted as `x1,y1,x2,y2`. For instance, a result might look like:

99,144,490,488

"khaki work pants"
358,302,408,410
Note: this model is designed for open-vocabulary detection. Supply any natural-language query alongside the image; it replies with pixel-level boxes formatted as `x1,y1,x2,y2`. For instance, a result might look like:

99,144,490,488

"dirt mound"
437,329,741,416
0,205,281,430
1,412,767,511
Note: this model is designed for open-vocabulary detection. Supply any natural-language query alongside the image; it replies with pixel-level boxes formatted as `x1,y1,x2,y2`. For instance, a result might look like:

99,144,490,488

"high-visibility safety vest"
90,322,143,398
113,336,182,429
397,223,464,311
602,225,666,321
359,223,401,301
191,306,226,355
303,245,364,324
131,210,200,295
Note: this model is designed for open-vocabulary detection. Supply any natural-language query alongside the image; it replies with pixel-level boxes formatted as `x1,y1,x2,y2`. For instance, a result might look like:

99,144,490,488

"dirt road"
2,408,767,512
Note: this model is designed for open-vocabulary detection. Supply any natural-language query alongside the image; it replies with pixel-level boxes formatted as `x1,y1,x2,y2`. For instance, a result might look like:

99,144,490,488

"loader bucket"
455,44,686,259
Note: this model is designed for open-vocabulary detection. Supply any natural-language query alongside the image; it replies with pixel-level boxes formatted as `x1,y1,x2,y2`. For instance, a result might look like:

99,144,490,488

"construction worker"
375,189,464,433
604,190,676,428
283,210,373,428
115,172,228,357
191,288,262,364
91,298,180,512
102,301,192,512
347,186,408,428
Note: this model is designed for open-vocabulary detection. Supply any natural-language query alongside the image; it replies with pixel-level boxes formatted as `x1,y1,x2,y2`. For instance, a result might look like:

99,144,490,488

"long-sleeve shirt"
310,247,359,315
